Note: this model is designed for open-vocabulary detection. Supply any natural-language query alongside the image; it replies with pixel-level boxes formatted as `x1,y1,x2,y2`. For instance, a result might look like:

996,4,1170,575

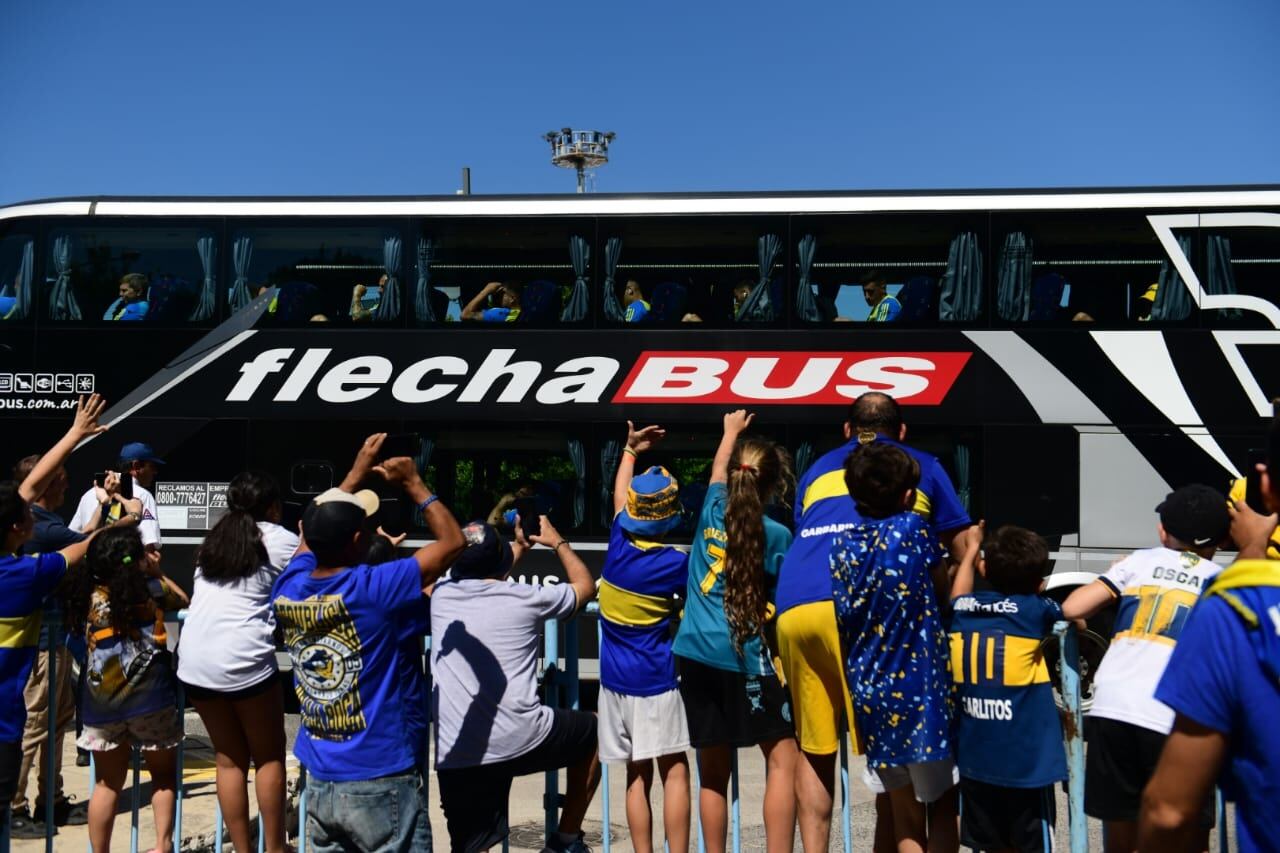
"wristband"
126,512,141,523
417,495,439,513
622,447,638,458
553,539,571,552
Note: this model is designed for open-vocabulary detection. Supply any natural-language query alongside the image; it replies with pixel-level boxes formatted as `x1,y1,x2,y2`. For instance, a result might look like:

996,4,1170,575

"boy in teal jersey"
949,524,1066,853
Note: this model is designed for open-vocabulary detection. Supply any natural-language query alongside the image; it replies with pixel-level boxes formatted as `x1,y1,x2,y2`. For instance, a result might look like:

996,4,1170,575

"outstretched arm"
614,421,666,515
461,282,502,321
1062,579,1118,621
527,515,594,611
19,394,109,502
339,433,386,492
375,457,465,587
948,522,984,599
711,409,754,486
1138,715,1226,851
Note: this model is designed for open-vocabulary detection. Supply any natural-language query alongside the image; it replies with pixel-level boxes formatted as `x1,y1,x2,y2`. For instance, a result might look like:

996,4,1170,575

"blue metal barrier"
1054,620,1088,853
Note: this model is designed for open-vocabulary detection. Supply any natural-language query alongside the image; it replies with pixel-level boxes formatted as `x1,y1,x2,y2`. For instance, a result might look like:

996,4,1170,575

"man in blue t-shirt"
1140,415,1280,853
462,280,523,323
776,392,969,853
622,280,650,324
272,434,464,853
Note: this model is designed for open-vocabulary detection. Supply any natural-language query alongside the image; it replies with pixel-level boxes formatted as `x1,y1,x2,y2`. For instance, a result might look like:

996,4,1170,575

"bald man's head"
845,392,905,443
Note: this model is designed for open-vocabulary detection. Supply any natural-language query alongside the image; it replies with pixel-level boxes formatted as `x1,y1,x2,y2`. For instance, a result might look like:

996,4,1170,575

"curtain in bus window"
996,232,1032,322
738,233,781,321
49,234,82,320
954,445,971,512
562,236,590,322
939,232,983,322
414,237,437,323
794,441,816,480
795,234,820,322
229,236,253,312
1152,234,1193,322
9,239,34,320
189,236,217,322
1206,235,1243,321
567,439,586,528
375,235,402,321
600,439,620,525
602,237,625,322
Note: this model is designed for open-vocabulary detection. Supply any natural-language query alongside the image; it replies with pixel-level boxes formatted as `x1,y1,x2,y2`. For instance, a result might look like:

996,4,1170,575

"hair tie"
738,464,757,473
122,556,133,565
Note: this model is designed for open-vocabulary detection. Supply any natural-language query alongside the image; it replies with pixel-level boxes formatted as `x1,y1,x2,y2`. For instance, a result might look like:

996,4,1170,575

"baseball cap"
618,466,682,537
302,488,380,560
451,521,513,580
119,442,165,465
1156,484,1230,548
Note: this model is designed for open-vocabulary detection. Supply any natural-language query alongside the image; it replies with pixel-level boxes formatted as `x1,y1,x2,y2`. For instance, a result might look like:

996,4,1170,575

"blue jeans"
306,768,432,853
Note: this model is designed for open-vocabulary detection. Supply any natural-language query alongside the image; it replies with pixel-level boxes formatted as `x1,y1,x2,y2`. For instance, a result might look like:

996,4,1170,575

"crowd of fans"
1,393,1278,853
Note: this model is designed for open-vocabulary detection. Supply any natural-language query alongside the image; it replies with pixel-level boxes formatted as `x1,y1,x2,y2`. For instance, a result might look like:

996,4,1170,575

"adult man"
70,442,162,558
102,273,150,321
622,279,650,324
462,280,523,323
776,392,970,853
7,457,141,838
861,271,901,323
1139,409,1280,853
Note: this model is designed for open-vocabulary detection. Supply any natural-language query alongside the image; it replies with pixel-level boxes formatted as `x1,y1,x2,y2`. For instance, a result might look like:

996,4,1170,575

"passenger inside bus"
462,280,523,323
350,274,387,322
862,270,901,322
102,273,150,321
622,279,650,323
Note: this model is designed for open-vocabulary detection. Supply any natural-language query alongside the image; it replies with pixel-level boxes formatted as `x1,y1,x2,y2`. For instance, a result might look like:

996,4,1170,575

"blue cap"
119,442,165,465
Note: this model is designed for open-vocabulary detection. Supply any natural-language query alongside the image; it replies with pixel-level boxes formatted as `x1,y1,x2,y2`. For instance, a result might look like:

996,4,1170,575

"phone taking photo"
1244,449,1267,514
93,470,133,500
513,496,543,542
379,433,420,461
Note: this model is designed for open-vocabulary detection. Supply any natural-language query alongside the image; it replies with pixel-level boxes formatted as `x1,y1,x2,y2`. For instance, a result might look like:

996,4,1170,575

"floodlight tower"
545,128,615,193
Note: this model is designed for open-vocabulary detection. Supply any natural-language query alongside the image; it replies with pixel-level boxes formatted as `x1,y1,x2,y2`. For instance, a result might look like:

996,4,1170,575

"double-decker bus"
2,187,1277,614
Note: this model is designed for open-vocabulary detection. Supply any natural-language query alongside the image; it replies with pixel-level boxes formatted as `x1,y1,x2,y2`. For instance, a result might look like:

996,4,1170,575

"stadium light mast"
545,128,615,193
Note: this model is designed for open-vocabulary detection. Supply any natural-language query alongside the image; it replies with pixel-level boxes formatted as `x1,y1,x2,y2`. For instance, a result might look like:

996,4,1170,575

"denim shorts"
305,768,432,853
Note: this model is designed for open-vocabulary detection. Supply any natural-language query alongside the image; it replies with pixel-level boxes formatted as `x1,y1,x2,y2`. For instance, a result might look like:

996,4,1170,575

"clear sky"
2,0,1278,205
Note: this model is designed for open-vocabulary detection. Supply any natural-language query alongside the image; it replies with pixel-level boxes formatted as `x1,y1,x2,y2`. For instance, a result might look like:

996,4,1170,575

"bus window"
601,216,789,326
229,224,404,325
991,211,1170,325
418,218,595,326
45,224,219,325
0,232,35,323
1201,226,1280,328
793,213,987,325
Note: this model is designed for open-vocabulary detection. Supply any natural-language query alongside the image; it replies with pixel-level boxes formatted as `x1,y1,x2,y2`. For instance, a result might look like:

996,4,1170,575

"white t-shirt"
257,521,299,572
1089,546,1222,733
431,577,578,769
177,563,281,691
70,480,161,547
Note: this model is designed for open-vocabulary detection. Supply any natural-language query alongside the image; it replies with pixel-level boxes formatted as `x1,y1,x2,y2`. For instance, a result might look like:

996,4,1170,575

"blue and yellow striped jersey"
0,551,68,742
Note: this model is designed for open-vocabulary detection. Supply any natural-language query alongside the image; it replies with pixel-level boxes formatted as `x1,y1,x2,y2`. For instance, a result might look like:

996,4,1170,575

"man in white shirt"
70,442,163,556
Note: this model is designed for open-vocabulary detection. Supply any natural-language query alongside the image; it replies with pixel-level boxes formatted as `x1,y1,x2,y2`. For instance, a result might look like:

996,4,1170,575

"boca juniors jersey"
949,591,1067,787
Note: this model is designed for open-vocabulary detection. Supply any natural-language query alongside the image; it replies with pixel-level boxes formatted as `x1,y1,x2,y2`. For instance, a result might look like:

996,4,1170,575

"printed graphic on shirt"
276,595,367,739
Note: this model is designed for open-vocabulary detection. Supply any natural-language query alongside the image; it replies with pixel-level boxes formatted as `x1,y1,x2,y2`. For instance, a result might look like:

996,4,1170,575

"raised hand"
626,421,666,455
373,456,418,487
528,515,563,549
341,433,387,490
723,409,755,435
376,526,408,547
72,394,110,440
956,521,985,562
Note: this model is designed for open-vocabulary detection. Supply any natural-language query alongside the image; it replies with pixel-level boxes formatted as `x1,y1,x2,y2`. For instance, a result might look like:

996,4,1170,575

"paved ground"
11,712,1233,852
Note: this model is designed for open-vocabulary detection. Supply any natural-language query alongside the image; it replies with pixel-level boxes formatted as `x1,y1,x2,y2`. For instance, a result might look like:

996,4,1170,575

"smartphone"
93,471,133,500
1244,449,1267,514
513,496,543,541
379,433,420,461
377,497,405,538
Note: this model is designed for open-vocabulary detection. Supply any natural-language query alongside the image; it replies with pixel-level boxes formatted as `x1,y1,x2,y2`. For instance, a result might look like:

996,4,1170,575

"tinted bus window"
0,230,36,323
230,223,403,325
416,217,595,326
600,216,790,327
1203,223,1280,328
792,213,987,325
46,224,219,325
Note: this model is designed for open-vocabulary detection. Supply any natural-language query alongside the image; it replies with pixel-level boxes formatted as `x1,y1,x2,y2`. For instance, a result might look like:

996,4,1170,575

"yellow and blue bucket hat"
619,466,682,536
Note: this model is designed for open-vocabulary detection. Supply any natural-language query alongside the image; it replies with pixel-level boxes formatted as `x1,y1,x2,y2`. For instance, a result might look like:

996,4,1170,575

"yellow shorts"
776,599,861,756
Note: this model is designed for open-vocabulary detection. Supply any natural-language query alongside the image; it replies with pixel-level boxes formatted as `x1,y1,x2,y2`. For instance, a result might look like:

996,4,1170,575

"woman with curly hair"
65,526,188,853
672,410,800,853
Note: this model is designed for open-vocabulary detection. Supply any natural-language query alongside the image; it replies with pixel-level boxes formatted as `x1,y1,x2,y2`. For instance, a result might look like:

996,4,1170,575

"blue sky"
2,0,1278,205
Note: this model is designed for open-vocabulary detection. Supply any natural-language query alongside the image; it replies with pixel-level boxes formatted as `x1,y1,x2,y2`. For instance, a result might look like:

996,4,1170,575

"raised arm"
461,281,502,321
19,394,109,502
375,456,465,586
711,409,754,486
528,514,594,611
1061,579,1118,621
339,433,387,492
614,421,666,515
1137,715,1227,851
948,522,984,599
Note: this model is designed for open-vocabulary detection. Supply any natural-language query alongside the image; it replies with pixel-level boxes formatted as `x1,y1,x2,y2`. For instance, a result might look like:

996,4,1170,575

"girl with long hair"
66,526,188,853
672,410,800,853
176,471,294,853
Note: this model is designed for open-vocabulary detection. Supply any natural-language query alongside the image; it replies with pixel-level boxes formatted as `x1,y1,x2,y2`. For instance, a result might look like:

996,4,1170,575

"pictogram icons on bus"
34,374,53,393
55,374,74,394
76,374,95,393
14,374,33,393
0,374,12,393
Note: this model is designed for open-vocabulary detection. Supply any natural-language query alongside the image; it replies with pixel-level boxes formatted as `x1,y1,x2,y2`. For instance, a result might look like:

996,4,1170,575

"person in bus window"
731,280,754,320
102,274,149,322
623,279,651,324
862,271,900,323
462,280,523,323
350,274,387,323
1137,283,1158,321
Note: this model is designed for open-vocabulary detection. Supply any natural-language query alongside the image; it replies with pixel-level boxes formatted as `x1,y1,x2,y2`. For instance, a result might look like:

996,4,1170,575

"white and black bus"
1,187,1276,609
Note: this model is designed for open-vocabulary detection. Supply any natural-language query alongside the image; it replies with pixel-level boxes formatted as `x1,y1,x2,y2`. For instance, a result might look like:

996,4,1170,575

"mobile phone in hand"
513,497,543,541
93,471,133,500
379,433,419,461
1244,449,1267,514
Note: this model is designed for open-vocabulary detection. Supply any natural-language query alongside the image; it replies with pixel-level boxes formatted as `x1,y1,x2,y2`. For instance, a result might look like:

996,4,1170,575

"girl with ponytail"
672,410,800,853
175,471,294,853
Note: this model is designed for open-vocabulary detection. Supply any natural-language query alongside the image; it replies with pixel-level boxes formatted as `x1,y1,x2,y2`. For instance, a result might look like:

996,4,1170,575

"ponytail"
722,438,794,655
195,470,277,581
64,527,149,639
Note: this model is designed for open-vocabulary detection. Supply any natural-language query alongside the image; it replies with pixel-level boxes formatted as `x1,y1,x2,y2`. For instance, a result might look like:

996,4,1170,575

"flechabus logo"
612,351,971,405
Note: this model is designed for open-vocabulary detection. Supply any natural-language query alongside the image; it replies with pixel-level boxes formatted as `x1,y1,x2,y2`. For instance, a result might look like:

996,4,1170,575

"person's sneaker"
541,833,591,853
35,795,88,826
9,807,54,839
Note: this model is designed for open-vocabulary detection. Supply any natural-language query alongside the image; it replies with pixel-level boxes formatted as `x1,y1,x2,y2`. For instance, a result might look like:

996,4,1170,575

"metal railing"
5,610,1234,853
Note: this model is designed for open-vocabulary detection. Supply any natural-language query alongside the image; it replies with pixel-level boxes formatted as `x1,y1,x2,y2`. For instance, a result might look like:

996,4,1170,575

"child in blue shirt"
598,421,690,853
949,524,1066,853
829,441,958,853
